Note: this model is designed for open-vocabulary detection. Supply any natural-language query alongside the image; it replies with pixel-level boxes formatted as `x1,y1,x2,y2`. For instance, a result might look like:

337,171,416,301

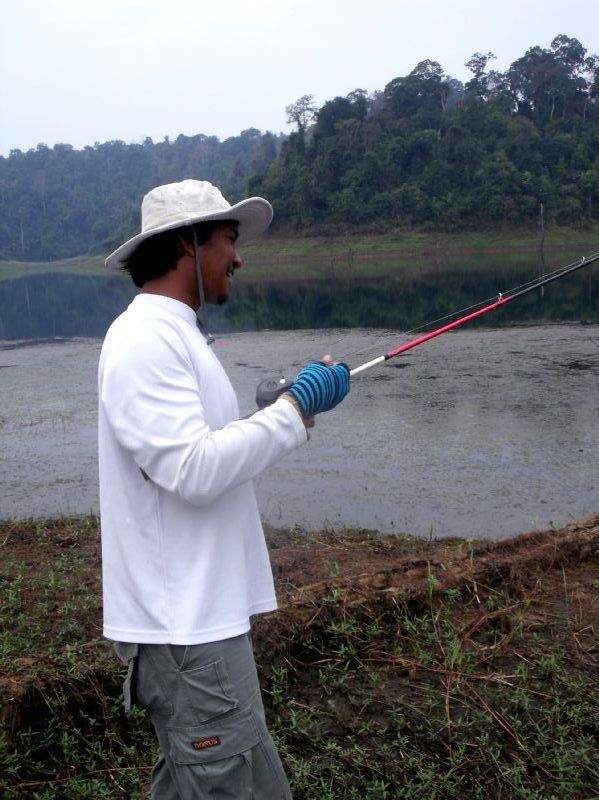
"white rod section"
350,355,386,376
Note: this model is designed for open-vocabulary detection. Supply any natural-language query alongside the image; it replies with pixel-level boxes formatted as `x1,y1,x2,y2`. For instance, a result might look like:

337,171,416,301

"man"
98,179,350,799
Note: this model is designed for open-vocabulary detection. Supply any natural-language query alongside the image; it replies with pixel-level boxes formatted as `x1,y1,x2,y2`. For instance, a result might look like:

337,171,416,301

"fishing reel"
255,376,295,409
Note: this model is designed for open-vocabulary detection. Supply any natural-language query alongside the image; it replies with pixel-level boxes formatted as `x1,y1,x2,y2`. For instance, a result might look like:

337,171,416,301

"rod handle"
256,376,295,409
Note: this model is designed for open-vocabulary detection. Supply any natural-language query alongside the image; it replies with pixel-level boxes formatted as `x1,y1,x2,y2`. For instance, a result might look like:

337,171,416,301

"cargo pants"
115,633,292,799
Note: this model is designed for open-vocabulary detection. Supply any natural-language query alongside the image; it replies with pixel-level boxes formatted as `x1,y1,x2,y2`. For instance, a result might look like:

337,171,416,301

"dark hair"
122,221,228,288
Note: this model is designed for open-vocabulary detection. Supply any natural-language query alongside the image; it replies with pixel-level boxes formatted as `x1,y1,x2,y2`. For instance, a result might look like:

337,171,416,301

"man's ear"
179,235,195,258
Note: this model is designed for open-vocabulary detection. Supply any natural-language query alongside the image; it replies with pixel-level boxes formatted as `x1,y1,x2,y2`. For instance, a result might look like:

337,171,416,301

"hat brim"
105,196,273,270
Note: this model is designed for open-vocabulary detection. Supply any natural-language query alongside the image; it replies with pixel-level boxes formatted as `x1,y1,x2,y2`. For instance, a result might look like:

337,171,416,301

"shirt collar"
131,293,197,327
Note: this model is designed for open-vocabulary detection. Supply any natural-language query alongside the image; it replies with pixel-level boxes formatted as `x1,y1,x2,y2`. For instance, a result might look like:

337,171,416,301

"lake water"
0,324,597,539
0,254,596,340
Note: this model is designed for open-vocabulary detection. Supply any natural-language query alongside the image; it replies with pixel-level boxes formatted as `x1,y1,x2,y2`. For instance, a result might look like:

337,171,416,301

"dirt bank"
1,515,598,798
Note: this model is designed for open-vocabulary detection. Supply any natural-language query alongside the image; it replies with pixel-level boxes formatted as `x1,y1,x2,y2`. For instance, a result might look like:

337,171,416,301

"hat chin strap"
192,229,215,345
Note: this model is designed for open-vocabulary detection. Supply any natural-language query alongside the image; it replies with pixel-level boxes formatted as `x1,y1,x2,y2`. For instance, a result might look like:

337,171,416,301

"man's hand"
286,358,350,419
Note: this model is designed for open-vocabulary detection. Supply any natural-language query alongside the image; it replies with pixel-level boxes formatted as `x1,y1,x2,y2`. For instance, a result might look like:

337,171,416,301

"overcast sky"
1,0,597,156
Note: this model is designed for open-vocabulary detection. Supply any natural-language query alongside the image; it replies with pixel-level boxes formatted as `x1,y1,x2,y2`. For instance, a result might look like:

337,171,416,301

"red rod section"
384,251,599,362
384,296,510,360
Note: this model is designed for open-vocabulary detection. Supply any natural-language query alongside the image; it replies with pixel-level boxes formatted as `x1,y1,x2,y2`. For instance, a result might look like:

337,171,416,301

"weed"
443,586,461,603
326,560,340,577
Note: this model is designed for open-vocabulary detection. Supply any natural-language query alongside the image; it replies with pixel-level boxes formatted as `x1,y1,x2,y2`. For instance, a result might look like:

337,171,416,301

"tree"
0,129,289,260
507,37,590,123
580,168,599,220
313,90,370,141
550,35,586,75
383,61,451,128
465,51,496,99
285,95,317,137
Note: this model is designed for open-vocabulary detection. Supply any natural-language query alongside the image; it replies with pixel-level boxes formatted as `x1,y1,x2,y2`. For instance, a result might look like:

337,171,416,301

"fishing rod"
351,251,599,376
255,252,599,407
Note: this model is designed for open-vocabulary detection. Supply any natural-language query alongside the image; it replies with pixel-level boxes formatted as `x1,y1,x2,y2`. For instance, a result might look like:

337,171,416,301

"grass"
0,255,107,281
242,223,599,261
0,516,598,798
264,586,598,799
1,224,598,284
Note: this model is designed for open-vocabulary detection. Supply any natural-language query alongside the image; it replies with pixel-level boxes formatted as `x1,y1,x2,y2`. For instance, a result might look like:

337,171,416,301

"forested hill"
0,130,283,262
2,34,598,263
254,35,599,234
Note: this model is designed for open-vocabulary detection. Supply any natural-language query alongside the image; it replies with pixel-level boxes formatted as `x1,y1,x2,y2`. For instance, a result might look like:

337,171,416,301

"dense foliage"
252,35,599,232
1,35,598,262
0,129,282,261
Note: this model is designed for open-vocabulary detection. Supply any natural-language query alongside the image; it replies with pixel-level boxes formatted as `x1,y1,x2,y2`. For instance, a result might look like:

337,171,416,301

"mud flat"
1,324,598,538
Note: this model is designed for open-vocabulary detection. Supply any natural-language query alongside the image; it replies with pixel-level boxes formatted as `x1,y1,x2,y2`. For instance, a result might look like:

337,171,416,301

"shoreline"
1,224,598,281
1,510,598,539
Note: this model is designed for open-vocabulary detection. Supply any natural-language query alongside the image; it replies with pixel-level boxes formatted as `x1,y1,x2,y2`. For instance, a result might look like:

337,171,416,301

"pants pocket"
167,707,259,799
178,658,239,724
135,647,174,717
114,642,139,716
123,656,136,715
136,646,238,724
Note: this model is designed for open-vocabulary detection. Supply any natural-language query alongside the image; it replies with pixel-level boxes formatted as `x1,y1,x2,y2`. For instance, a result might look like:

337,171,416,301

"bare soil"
266,515,599,608
2,514,598,716
257,515,599,665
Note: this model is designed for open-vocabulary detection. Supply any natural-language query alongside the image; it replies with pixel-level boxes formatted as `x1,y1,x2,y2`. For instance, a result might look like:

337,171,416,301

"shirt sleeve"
100,319,307,506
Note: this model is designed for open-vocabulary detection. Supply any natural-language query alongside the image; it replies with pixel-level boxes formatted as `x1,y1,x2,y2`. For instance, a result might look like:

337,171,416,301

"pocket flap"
168,707,260,764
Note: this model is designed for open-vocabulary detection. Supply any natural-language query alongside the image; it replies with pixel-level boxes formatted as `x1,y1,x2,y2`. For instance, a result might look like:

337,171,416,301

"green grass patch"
2,225,598,285
241,224,599,261
0,255,108,281
263,586,598,799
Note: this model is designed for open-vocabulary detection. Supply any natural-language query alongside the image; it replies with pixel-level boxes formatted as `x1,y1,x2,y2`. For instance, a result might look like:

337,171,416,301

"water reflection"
221,262,596,332
0,257,596,340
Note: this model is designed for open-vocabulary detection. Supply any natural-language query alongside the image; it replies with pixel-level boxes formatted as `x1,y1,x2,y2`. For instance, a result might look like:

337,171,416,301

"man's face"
198,222,242,305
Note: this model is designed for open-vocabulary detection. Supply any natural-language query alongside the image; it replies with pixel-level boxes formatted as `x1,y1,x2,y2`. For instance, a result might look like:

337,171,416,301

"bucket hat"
105,179,273,269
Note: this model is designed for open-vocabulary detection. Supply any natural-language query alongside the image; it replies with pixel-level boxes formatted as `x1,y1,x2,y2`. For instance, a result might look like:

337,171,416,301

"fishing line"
350,252,599,376
255,251,599,407
345,255,596,365
256,253,599,408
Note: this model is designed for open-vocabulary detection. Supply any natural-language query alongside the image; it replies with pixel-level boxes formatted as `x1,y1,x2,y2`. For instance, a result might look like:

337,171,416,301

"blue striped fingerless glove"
288,361,350,417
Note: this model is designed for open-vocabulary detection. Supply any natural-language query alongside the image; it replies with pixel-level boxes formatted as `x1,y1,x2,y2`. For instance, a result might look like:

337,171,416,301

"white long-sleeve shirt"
98,294,307,644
